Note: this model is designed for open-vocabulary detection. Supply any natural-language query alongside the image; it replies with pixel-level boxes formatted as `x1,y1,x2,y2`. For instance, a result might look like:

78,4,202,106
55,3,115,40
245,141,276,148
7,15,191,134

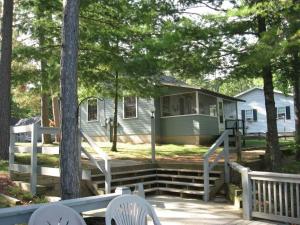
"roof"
235,87,293,98
160,79,245,102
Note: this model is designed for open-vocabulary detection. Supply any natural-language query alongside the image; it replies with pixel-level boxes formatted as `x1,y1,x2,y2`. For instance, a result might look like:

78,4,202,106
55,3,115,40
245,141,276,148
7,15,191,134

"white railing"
0,186,130,225
80,129,111,194
203,130,229,201
229,161,300,224
9,123,111,195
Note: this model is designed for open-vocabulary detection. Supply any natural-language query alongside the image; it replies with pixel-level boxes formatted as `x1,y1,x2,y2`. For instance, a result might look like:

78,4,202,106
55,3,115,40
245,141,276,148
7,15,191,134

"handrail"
0,187,130,225
80,130,110,160
80,129,111,194
203,130,229,202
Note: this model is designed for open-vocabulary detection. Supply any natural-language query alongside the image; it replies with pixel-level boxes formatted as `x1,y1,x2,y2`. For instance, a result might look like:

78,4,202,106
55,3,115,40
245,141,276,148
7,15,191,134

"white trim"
235,87,293,98
123,96,138,119
196,91,199,114
87,98,99,122
160,113,218,119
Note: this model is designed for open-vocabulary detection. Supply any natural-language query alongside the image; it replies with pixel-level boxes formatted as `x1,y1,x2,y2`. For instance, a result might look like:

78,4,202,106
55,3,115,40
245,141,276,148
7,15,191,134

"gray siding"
160,115,219,136
80,98,154,137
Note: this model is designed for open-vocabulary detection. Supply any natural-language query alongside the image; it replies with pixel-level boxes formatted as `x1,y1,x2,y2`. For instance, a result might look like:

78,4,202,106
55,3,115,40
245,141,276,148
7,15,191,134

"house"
79,78,243,145
235,87,295,134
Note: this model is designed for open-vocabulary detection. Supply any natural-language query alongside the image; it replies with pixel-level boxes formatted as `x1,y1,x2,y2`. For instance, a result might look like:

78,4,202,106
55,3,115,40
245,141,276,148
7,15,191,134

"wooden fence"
229,162,300,224
9,122,111,195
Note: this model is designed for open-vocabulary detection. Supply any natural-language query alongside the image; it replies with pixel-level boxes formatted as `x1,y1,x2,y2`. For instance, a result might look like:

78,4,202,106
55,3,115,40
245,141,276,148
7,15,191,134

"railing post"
9,127,15,176
151,115,156,163
115,186,131,195
241,167,252,220
30,123,39,195
203,159,210,202
224,131,230,184
105,159,111,194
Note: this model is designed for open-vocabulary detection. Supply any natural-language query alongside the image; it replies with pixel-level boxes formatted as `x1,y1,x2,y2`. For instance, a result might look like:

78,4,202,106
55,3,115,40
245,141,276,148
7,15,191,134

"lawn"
243,137,295,149
94,143,212,161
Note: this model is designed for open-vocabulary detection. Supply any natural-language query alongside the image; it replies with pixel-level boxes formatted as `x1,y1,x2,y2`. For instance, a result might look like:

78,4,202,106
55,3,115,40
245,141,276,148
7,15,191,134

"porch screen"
161,93,196,117
198,93,217,116
124,96,137,118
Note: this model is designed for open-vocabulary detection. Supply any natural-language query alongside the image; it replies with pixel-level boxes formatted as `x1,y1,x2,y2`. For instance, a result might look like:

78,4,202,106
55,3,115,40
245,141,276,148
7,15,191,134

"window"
241,109,258,122
277,106,286,119
218,102,224,123
161,93,196,117
87,99,98,121
198,93,217,117
245,109,253,120
123,97,137,119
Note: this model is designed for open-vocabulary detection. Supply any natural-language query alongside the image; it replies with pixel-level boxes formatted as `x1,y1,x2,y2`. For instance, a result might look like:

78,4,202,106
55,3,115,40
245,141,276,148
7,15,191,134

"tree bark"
292,51,300,160
0,0,14,160
257,15,281,170
41,93,52,143
111,72,119,152
52,95,61,142
59,0,80,200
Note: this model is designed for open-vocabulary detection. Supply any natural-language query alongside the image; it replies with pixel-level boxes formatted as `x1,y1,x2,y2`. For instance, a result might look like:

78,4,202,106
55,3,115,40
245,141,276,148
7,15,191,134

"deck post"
203,159,209,202
115,186,131,195
241,167,252,220
30,122,39,195
151,114,156,163
9,126,15,176
224,132,230,184
105,159,111,194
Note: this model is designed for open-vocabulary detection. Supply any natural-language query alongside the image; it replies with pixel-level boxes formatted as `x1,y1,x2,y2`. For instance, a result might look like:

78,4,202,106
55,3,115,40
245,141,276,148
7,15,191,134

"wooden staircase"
88,164,224,199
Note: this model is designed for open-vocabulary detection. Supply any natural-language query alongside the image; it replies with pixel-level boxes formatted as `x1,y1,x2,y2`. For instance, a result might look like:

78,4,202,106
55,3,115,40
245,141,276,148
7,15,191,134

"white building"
235,87,295,134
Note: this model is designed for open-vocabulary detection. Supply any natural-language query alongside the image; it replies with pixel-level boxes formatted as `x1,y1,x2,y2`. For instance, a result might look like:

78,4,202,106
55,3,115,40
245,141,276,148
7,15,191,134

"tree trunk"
111,72,119,152
41,93,52,143
52,95,61,142
0,0,14,160
257,15,281,170
59,0,80,200
292,51,300,160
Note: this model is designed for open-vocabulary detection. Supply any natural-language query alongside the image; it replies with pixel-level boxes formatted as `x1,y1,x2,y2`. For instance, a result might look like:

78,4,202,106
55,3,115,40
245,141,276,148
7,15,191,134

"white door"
217,98,225,133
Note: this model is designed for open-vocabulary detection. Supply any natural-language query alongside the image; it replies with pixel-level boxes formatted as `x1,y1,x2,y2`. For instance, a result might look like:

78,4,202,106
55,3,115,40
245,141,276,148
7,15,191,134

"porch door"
217,98,225,133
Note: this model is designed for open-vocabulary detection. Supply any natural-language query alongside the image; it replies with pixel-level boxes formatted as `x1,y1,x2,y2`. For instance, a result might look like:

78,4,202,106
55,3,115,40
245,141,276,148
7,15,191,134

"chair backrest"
28,203,87,225
105,194,161,225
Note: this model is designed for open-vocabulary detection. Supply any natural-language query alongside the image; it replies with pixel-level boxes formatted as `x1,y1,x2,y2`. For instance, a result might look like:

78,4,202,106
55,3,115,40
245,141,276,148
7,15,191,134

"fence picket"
284,182,288,217
253,180,256,211
297,184,300,218
268,181,271,214
258,180,262,213
279,182,283,216
263,181,266,213
291,183,294,218
273,182,277,215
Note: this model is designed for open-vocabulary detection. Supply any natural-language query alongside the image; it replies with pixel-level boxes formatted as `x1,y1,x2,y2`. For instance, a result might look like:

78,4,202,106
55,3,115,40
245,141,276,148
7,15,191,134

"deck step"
157,187,204,195
156,168,222,174
157,180,210,188
156,174,219,181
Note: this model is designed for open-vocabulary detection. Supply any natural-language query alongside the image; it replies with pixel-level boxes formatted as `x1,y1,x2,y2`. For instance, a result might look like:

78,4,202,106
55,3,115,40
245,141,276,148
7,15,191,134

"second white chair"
105,194,162,225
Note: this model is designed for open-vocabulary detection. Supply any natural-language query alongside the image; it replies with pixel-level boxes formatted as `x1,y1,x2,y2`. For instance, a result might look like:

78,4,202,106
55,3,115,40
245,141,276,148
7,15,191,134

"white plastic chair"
105,194,162,225
28,203,87,225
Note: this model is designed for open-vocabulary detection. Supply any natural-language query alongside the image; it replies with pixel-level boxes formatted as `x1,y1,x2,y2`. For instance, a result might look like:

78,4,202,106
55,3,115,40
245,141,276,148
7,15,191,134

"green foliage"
0,160,8,173
78,0,175,98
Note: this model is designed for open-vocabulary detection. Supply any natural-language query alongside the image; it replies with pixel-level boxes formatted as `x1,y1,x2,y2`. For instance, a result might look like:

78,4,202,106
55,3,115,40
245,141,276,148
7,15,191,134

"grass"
94,143,212,161
243,137,295,149
0,160,8,173
15,153,60,167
